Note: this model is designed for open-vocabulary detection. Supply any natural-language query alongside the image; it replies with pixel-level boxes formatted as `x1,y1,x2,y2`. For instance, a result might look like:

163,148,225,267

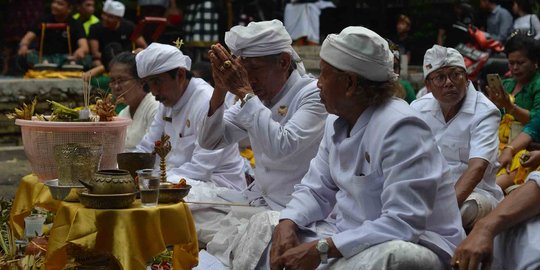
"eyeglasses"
109,78,137,87
427,69,466,87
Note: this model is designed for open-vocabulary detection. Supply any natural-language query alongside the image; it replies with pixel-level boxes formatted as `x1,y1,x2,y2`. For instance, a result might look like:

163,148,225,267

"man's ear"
424,80,432,93
345,73,358,97
279,53,292,71
177,68,186,80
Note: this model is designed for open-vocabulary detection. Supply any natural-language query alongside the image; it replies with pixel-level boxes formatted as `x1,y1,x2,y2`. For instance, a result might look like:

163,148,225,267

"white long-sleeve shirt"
280,98,465,261
118,93,159,152
136,78,246,191
199,70,327,210
411,84,503,203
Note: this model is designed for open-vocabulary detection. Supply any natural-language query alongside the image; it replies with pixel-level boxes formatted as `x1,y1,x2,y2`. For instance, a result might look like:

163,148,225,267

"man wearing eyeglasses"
411,45,504,230
134,43,246,192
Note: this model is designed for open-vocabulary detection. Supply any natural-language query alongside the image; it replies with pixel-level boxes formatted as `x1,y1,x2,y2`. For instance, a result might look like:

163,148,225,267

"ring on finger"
223,60,232,68
219,65,225,71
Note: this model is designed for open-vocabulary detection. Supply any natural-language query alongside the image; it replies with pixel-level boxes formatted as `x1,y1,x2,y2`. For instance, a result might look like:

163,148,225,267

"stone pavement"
0,146,31,199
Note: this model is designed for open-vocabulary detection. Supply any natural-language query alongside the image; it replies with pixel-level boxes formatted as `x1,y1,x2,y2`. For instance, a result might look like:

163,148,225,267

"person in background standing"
479,0,513,42
283,0,335,45
511,0,540,40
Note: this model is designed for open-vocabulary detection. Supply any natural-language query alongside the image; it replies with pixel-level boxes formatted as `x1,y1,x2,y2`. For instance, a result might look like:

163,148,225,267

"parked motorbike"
452,22,509,87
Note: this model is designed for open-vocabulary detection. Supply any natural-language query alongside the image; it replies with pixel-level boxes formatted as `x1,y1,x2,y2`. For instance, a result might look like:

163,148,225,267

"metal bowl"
117,152,156,179
44,179,84,202
78,190,137,209
158,185,191,203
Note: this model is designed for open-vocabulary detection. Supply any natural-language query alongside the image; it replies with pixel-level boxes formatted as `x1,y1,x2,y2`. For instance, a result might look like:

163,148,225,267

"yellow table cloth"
9,174,59,239
9,175,199,270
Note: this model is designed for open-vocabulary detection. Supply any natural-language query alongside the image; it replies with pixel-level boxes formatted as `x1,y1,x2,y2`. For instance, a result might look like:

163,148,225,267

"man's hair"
260,53,297,73
166,67,193,79
353,74,399,108
397,14,411,27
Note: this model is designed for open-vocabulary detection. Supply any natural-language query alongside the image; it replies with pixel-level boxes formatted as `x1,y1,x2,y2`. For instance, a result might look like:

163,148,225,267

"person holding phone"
485,33,540,192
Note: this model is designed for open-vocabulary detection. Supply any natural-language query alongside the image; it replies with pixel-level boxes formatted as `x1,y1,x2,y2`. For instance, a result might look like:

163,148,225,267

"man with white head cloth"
411,45,503,231
87,0,146,78
263,27,465,270
200,19,327,210
135,43,245,191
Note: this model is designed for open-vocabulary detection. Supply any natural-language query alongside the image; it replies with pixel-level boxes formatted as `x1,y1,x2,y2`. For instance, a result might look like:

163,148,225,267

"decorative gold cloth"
9,174,59,239
10,175,199,270
24,70,84,79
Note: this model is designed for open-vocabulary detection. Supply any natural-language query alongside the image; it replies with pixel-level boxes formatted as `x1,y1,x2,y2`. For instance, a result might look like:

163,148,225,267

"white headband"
320,26,397,82
136,43,192,78
423,45,466,79
225,19,306,75
103,0,125,17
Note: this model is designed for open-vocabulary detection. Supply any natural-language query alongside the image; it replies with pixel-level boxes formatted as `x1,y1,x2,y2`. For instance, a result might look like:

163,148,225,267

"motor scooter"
452,22,509,87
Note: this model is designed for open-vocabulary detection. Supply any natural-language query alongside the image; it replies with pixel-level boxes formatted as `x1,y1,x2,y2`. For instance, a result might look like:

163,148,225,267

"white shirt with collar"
410,83,504,203
136,78,246,191
280,98,465,261
118,93,159,152
199,70,328,210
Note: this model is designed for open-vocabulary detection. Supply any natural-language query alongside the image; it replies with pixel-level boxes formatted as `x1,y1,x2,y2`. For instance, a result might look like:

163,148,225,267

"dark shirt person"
85,0,147,81
18,0,88,68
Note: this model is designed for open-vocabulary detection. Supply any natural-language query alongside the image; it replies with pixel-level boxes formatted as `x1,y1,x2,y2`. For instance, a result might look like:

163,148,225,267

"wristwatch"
316,239,329,264
240,92,255,107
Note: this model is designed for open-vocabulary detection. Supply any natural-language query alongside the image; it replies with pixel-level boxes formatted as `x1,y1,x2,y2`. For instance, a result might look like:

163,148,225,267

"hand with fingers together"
208,43,254,99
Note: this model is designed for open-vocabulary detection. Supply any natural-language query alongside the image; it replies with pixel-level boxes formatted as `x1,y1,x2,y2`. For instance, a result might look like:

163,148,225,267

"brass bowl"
158,185,191,203
117,152,156,179
44,179,84,202
78,190,137,209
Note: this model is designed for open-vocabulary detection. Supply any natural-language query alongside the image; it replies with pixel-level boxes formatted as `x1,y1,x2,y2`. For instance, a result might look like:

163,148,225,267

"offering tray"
45,179,84,202
78,190,137,209
158,185,192,203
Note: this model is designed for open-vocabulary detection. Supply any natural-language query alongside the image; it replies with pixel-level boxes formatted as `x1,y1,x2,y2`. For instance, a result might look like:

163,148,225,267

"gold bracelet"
507,95,517,114
503,145,515,154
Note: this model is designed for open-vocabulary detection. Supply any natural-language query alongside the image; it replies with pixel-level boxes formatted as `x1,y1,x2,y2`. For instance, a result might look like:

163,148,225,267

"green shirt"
503,71,540,141
400,79,416,104
73,13,100,36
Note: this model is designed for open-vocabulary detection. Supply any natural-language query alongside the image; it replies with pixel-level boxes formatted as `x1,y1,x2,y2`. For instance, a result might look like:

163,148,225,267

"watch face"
317,240,329,253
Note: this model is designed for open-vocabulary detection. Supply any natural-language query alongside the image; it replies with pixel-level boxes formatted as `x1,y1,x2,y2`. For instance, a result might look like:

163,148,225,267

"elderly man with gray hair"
200,19,327,210
197,27,465,270
411,45,503,230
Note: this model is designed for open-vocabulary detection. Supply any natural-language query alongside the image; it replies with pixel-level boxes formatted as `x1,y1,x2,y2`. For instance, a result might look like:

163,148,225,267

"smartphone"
486,73,503,90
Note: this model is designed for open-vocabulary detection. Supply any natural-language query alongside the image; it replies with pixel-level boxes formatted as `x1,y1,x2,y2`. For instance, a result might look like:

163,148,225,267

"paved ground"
0,146,31,199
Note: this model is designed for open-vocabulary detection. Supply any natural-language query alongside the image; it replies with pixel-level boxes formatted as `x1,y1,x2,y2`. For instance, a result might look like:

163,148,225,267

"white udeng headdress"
136,43,192,78
225,20,306,75
320,26,397,82
423,45,466,79
103,0,125,17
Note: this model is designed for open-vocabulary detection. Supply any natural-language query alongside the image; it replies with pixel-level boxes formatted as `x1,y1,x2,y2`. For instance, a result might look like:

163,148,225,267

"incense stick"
184,201,252,207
